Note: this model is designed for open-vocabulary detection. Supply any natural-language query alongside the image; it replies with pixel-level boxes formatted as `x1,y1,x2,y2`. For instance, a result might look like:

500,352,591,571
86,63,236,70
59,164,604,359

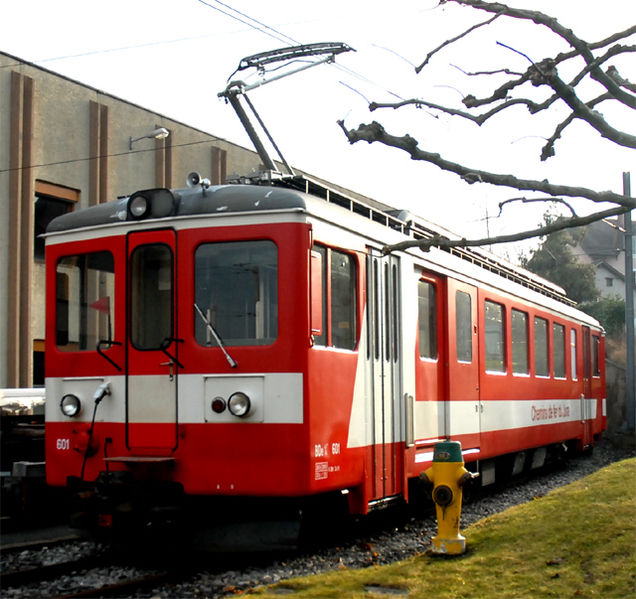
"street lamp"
129,127,170,150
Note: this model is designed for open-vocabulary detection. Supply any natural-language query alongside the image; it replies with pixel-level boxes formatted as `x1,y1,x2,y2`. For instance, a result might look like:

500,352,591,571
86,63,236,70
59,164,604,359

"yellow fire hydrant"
420,441,478,555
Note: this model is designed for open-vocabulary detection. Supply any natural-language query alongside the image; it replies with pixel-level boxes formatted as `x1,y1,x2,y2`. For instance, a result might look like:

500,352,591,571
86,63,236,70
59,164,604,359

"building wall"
0,52,269,388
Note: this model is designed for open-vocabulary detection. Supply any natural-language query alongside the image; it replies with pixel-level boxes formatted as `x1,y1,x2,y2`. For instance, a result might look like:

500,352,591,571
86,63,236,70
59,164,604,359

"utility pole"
623,172,635,432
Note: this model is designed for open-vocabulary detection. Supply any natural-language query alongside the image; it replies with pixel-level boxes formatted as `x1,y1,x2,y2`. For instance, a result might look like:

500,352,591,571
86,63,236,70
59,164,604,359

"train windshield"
194,240,278,347
55,251,115,351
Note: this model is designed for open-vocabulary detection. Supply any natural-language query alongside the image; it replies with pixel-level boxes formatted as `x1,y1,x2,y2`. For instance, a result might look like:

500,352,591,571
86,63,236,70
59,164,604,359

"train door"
367,250,402,499
126,229,179,452
581,326,593,446
446,279,480,448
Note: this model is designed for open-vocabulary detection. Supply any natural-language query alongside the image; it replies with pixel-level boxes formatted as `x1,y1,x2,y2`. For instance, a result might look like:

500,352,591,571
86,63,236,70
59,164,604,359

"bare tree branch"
451,0,636,109
338,119,634,207
415,11,504,73
382,203,634,255
338,1,635,260
450,63,523,77
496,197,578,217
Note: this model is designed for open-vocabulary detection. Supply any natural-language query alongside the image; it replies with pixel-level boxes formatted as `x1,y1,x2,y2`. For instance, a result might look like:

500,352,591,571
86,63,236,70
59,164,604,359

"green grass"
251,458,636,598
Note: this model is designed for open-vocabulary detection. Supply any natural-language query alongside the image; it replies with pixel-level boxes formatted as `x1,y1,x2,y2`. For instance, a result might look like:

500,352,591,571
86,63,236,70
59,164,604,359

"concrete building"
0,50,365,389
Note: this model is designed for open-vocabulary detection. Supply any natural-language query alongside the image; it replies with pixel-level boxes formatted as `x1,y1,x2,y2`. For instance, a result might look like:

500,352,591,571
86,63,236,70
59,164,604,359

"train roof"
46,173,576,309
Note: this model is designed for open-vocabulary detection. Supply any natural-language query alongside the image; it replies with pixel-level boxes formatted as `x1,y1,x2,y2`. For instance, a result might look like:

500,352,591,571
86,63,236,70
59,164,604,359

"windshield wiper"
194,303,238,369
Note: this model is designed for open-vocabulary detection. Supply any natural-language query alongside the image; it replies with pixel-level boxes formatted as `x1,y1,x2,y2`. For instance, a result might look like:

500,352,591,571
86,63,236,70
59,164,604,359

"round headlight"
60,394,81,417
128,194,150,219
228,392,251,417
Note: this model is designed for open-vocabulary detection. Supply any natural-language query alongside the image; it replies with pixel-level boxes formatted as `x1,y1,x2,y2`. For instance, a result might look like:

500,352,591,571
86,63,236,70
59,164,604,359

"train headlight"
228,392,251,417
60,394,81,417
128,193,150,219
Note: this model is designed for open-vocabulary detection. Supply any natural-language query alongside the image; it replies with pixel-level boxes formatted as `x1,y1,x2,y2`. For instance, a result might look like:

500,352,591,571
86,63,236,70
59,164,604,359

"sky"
2,0,635,261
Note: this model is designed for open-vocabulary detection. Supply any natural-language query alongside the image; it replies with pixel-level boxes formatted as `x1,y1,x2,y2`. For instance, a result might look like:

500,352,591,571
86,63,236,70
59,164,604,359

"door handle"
160,360,175,381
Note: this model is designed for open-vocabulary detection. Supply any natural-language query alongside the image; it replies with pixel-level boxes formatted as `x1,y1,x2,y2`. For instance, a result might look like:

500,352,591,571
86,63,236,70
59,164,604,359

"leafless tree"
338,0,635,254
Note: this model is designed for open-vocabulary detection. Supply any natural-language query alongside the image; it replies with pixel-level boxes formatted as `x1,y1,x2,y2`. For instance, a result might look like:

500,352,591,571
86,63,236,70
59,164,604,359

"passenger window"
312,245,357,350
592,335,601,376
570,329,578,380
331,250,357,350
456,291,472,363
56,251,115,351
484,300,505,372
534,317,549,377
553,323,566,378
418,280,437,359
512,309,529,374
311,246,327,345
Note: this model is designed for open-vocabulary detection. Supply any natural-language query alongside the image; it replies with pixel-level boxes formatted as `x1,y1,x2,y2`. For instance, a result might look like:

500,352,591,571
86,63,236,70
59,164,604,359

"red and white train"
44,173,606,540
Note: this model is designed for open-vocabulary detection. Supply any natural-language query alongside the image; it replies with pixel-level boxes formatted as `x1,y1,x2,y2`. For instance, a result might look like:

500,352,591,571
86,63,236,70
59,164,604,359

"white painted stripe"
413,398,598,442
46,372,303,425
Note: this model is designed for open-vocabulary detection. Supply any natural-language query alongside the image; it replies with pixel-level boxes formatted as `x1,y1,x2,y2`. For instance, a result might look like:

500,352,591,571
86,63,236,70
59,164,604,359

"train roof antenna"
218,42,354,177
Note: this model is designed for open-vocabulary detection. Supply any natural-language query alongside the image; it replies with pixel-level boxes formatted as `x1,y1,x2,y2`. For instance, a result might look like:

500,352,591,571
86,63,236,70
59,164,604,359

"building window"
553,323,566,378
605,277,614,287
534,317,549,377
418,279,437,359
34,181,78,260
484,300,505,372
512,309,529,374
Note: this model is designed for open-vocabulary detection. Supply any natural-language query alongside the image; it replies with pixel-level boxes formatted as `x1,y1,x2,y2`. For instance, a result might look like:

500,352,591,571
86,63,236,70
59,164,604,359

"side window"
534,317,549,377
331,250,357,350
511,309,529,374
484,300,505,372
592,335,601,376
553,323,566,378
312,245,357,350
311,246,327,346
56,251,115,351
418,279,437,359
570,329,578,380
456,291,472,363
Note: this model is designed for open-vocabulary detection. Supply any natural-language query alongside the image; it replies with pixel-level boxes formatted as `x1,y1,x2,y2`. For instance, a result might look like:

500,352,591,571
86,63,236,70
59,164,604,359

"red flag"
90,296,110,314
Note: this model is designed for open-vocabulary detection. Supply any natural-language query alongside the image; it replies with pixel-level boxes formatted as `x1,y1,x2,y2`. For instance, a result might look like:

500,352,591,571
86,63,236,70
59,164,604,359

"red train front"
44,176,606,542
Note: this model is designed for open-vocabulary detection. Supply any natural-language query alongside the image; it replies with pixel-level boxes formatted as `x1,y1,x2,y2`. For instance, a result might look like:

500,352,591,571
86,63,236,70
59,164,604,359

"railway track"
2,548,173,599
2,442,631,599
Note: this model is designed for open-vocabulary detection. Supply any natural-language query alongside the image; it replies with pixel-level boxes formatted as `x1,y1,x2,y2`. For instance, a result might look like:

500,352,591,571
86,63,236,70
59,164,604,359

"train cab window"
455,291,472,363
534,317,549,377
484,300,505,372
511,309,529,375
571,329,578,380
592,335,601,376
553,323,566,378
195,241,278,347
418,280,437,359
130,244,173,350
56,252,115,351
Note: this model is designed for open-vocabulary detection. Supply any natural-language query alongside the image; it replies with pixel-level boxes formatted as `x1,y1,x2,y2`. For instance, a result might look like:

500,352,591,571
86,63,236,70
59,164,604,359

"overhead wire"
197,0,405,103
